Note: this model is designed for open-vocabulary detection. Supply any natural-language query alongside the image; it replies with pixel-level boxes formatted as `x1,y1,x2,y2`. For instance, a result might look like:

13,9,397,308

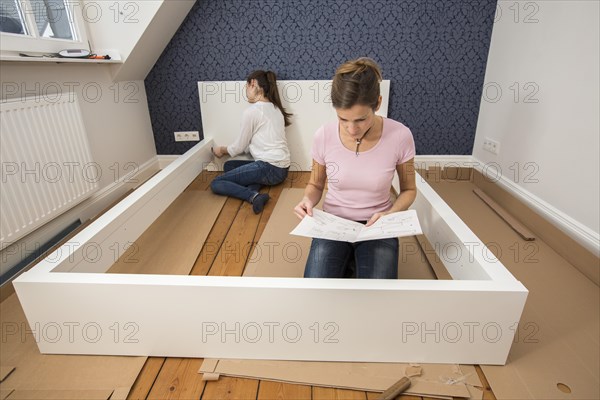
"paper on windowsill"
290,209,422,242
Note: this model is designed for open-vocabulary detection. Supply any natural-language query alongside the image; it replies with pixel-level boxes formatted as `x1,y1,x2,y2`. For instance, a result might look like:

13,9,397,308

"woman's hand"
294,197,314,219
211,146,227,158
366,211,391,227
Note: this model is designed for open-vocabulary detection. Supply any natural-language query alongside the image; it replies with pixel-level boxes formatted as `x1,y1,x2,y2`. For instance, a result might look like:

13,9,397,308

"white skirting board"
13,139,528,365
471,157,599,256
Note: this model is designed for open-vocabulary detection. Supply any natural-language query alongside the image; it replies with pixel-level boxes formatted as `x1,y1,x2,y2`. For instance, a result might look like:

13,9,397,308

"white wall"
474,1,599,249
1,62,157,188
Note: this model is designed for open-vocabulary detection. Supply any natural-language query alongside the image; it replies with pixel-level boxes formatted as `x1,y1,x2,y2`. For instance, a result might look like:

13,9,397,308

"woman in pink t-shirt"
294,58,417,279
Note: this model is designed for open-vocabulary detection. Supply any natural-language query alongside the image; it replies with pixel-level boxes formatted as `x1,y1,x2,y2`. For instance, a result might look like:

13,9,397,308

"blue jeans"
210,160,288,202
304,237,399,279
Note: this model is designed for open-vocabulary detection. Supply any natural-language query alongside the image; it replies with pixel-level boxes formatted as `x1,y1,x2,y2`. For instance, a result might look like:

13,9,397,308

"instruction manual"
290,209,422,242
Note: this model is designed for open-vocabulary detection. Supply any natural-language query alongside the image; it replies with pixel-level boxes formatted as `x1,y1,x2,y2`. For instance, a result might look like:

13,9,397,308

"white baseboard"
414,155,477,169
471,157,599,256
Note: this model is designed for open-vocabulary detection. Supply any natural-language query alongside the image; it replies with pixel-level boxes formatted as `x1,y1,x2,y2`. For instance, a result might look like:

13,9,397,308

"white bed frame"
13,81,528,365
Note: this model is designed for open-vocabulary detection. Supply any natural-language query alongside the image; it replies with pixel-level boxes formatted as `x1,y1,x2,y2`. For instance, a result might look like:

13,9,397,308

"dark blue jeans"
210,160,288,202
304,237,399,279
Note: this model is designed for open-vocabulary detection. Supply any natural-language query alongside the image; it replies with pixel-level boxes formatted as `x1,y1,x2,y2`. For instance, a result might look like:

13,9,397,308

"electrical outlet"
174,131,200,142
483,137,500,155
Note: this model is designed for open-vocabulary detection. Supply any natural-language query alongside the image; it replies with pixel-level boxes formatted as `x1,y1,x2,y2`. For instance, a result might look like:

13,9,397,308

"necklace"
354,119,377,156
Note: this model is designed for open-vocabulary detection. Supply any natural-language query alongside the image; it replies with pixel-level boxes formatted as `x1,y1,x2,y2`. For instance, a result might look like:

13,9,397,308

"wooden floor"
122,170,496,400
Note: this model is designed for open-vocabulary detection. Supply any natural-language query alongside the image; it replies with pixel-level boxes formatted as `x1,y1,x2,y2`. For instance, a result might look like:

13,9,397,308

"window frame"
1,0,90,54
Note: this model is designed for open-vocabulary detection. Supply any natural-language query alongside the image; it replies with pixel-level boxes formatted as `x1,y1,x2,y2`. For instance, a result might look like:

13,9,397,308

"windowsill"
0,53,122,64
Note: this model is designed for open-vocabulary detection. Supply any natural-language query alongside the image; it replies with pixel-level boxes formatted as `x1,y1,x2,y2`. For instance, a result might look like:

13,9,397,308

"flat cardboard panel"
198,359,482,399
5,390,113,400
108,191,225,274
0,390,13,400
0,368,14,383
427,177,600,400
441,167,472,181
0,294,145,397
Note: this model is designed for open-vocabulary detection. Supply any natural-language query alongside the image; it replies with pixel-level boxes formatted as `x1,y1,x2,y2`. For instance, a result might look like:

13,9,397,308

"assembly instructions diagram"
290,209,423,242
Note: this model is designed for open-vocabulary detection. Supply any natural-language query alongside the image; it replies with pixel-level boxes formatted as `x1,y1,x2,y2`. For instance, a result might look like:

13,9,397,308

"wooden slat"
253,183,287,245
126,357,165,400
208,193,264,277
190,197,243,276
146,358,206,400
257,381,311,400
200,376,259,399
242,184,287,275
473,188,535,241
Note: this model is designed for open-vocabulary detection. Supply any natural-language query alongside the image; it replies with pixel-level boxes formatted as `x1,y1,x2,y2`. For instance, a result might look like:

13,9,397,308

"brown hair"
331,57,383,110
246,70,292,126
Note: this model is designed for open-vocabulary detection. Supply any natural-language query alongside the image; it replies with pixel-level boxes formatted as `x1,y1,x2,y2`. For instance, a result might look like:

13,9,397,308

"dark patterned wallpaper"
145,0,497,155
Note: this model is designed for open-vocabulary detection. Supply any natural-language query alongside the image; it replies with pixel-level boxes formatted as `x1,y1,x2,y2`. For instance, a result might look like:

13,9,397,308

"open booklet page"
290,209,422,243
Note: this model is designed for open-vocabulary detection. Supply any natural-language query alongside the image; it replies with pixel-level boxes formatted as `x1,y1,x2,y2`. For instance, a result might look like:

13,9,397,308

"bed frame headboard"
199,80,390,171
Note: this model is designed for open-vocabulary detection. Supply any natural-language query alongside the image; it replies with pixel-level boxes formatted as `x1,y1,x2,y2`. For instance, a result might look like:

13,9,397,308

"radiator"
0,93,99,248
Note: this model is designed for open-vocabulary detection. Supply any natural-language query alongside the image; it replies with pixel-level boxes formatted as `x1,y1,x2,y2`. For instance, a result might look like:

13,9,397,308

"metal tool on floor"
378,376,412,400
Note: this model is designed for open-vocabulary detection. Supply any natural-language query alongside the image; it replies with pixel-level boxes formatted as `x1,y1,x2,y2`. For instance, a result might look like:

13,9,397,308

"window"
0,0,88,54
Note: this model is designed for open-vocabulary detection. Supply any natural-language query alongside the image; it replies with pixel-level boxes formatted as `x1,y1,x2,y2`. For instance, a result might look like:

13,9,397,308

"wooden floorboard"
189,197,243,276
129,171,494,400
201,376,259,400
257,381,311,400
126,357,166,400
146,358,206,400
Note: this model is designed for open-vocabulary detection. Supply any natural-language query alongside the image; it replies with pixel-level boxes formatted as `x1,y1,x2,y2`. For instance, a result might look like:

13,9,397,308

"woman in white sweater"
211,70,292,214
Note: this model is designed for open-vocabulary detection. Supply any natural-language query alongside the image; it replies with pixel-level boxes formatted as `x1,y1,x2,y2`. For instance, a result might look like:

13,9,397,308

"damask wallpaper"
145,0,497,155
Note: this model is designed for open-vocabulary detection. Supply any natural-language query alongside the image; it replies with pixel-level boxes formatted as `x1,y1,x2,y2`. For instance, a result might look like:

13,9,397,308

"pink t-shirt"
312,118,415,221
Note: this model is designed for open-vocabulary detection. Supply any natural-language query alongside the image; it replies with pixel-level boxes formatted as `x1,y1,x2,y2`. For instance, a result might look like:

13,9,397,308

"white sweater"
226,101,290,168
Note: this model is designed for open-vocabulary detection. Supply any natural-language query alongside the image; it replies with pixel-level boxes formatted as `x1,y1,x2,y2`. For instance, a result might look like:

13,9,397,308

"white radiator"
0,93,98,248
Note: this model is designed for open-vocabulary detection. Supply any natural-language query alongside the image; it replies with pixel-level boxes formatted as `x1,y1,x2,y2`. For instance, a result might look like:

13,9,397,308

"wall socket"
483,137,500,155
174,131,200,142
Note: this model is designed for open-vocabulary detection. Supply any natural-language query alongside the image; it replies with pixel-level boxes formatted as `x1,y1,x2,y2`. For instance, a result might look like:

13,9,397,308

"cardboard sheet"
0,368,14,383
4,390,114,400
427,177,600,400
199,359,482,399
108,190,225,274
0,294,146,399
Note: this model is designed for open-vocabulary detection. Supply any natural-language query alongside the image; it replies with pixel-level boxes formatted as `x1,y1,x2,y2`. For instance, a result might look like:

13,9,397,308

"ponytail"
332,57,382,110
247,70,293,126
